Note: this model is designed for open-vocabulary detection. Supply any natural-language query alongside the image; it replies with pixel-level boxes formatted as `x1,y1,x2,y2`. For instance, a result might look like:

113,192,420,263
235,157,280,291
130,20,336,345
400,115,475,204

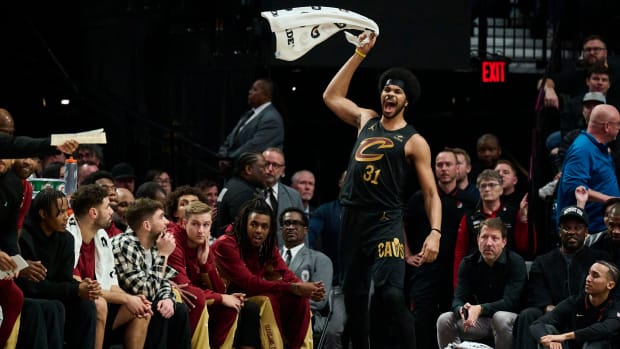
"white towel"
67,214,119,291
261,6,380,61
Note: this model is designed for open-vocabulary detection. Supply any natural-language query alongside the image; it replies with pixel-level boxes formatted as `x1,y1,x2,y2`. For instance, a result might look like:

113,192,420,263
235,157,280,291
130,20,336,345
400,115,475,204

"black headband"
384,78,406,90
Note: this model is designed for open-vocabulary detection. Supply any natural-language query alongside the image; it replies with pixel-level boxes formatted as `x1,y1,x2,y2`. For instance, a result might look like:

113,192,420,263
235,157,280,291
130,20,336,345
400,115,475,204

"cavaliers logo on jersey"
354,137,395,162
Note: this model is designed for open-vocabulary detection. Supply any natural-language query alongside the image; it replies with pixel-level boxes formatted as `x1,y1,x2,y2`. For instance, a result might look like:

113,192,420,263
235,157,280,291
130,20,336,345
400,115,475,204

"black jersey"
340,118,417,210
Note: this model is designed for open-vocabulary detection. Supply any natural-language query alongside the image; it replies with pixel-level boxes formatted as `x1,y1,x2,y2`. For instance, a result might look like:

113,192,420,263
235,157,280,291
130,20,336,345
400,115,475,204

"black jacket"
452,249,527,316
17,218,79,302
530,294,620,349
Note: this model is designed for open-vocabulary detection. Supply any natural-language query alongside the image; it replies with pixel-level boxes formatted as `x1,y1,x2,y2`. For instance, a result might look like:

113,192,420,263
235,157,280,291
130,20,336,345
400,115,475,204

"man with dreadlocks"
212,198,325,349
323,32,442,348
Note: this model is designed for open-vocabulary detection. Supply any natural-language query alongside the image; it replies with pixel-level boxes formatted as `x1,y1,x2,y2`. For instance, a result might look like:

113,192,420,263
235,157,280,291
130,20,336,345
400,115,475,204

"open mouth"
383,97,397,114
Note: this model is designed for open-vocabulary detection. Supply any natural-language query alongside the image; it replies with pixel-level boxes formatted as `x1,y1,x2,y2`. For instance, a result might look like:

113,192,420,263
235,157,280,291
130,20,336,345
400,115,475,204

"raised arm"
323,32,379,130
538,77,559,109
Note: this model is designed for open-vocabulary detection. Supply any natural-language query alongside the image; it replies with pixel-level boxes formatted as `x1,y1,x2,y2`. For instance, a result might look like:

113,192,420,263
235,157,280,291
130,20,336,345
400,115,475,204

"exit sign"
481,61,506,83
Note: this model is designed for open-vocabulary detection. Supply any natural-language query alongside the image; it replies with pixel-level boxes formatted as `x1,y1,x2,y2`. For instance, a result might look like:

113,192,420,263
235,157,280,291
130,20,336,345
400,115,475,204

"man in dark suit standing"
262,147,304,246
279,207,332,344
217,79,284,176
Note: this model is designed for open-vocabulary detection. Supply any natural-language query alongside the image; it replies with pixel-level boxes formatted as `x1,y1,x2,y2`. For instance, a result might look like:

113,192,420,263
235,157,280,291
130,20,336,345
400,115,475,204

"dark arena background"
1,0,619,247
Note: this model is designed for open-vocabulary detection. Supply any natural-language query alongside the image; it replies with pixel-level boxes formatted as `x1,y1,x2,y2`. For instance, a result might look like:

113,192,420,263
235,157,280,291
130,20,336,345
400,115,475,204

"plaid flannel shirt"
111,231,178,301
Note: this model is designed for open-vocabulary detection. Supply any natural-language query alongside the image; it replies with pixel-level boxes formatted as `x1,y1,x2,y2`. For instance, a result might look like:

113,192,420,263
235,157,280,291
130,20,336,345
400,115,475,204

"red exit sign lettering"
481,61,506,83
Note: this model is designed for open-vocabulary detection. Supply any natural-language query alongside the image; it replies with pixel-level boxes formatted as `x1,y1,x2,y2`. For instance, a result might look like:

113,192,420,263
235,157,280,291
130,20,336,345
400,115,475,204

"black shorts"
341,206,406,290
103,303,123,345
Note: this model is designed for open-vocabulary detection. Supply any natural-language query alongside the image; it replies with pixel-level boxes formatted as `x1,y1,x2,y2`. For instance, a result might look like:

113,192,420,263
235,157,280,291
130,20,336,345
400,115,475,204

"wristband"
431,228,441,234
355,48,367,58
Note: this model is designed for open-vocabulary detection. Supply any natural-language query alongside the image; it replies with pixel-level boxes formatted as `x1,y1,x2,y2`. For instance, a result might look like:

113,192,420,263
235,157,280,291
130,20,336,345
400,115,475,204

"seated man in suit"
217,79,284,176
279,207,332,342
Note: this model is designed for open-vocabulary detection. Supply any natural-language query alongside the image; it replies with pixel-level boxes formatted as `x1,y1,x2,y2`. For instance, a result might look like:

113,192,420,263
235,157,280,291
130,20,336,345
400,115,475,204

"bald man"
113,188,135,233
470,133,502,183
557,104,620,233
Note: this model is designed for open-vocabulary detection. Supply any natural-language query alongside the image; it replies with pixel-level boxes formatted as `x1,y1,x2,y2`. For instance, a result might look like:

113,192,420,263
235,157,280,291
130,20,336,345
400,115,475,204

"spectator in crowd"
194,179,219,222
111,198,191,349
195,179,219,207
529,261,620,348
81,171,118,209
134,181,166,205
40,155,66,178
453,169,533,287
37,152,67,178
113,187,135,233
262,147,304,244
212,198,324,349
547,64,612,175
217,79,284,177
291,170,316,216
557,104,620,234
77,162,99,185
216,152,266,236
450,148,480,199
588,201,620,270
41,161,64,179
168,201,260,348
514,205,609,349
553,91,607,174
18,188,99,349
437,218,527,348
560,65,612,139
67,184,151,349
111,162,136,194
542,35,619,109
470,133,502,184
452,147,480,200
145,169,173,195
75,144,104,168
495,159,525,210
404,149,477,349
279,207,332,343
